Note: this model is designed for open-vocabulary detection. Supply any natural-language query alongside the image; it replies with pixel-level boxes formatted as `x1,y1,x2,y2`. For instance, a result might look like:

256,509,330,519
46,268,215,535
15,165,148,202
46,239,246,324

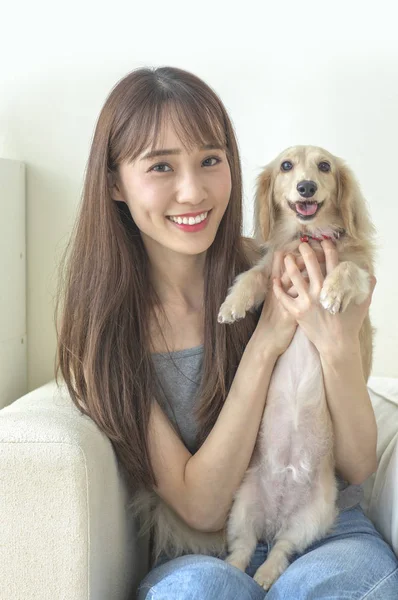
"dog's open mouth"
288,200,324,220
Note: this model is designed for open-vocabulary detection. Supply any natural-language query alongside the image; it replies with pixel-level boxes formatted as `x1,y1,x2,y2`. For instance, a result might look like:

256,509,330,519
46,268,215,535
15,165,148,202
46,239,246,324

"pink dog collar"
299,228,346,243
300,234,331,242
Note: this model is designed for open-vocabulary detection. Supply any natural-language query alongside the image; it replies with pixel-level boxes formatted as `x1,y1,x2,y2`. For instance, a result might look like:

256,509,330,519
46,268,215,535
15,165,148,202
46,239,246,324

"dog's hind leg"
224,472,261,572
253,467,338,590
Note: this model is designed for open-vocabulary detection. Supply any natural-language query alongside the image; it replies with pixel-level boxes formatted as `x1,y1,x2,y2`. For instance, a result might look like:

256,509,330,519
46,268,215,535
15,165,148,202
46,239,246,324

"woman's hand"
255,250,298,357
280,243,327,297
272,240,376,358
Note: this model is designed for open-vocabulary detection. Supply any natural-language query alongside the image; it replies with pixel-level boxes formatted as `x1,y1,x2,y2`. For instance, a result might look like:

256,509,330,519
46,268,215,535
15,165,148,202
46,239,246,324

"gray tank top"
152,345,363,511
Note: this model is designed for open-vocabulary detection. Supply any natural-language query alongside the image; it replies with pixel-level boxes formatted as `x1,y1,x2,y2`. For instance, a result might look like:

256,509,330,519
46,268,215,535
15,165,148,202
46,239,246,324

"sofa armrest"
367,430,398,557
0,380,150,600
362,377,398,557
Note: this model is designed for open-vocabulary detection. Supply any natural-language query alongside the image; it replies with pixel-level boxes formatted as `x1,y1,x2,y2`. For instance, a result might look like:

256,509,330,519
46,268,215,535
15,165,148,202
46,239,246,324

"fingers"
281,277,299,297
280,268,295,290
286,244,326,278
298,242,324,287
273,250,298,295
321,239,339,275
283,254,309,297
273,277,297,312
296,252,325,270
274,243,331,297
271,250,285,280
287,285,299,298
285,243,325,272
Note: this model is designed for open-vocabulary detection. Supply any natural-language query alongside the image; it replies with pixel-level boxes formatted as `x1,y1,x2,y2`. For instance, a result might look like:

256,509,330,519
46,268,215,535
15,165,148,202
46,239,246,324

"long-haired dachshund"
218,145,376,589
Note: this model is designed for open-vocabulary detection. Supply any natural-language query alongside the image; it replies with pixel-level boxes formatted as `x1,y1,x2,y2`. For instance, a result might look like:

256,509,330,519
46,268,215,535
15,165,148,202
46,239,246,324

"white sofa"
1,377,397,600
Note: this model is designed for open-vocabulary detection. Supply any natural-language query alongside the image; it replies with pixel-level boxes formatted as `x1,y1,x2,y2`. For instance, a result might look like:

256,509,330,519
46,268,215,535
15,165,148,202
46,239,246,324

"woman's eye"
281,161,293,171
150,163,172,173
318,161,331,172
202,156,221,167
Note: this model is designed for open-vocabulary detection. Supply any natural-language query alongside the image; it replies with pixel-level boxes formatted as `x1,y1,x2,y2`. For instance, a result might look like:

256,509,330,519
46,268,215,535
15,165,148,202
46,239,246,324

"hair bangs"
112,93,228,170
163,98,227,154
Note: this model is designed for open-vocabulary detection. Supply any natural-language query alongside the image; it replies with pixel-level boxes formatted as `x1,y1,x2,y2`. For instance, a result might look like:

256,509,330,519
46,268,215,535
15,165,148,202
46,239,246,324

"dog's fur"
129,487,226,565
129,145,376,579
217,145,376,589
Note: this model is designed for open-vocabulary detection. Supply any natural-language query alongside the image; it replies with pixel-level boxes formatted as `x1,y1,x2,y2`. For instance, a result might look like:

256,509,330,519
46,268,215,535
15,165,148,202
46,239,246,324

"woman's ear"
254,165,276,242
108,171,125,202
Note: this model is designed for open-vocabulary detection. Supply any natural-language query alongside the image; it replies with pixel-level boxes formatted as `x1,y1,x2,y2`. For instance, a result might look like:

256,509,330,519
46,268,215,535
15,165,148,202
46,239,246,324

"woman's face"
110,121,232,258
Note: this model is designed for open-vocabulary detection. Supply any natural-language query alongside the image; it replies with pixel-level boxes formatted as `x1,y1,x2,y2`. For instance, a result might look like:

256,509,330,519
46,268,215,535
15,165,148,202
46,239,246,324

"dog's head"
255,145,371,242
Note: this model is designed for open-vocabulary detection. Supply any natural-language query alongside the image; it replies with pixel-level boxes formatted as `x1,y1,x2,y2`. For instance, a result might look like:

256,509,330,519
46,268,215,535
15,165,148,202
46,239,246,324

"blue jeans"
137,506,398,599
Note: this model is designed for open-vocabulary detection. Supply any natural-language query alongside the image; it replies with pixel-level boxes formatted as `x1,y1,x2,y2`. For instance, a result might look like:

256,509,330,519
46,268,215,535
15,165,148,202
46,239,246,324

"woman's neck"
148,247,206,312
149,256,206,353
144,238,207,352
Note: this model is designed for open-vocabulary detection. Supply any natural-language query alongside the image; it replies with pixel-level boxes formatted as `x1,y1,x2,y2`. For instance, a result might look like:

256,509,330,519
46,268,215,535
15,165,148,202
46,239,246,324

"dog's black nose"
297,180,317,198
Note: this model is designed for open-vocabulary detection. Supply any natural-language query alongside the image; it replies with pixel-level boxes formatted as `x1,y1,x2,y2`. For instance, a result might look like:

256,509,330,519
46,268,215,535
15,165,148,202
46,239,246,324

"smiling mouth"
288,200,324,220
167,210,209,225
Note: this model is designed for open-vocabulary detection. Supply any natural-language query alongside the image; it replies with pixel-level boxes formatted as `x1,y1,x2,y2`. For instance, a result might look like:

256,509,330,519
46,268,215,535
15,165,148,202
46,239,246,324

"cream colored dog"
218,145,376,589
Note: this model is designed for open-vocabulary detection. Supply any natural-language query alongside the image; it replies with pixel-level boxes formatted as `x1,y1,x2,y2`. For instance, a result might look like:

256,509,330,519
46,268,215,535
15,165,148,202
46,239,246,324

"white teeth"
168,211,208,225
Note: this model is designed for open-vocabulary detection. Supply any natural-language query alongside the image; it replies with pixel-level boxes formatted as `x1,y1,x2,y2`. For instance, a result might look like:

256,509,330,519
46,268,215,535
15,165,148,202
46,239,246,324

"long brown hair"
54,66,258,494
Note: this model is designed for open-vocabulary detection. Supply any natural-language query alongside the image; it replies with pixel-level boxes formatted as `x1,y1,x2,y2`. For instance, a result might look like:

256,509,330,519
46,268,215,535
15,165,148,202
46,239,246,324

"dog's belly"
249,327,334,539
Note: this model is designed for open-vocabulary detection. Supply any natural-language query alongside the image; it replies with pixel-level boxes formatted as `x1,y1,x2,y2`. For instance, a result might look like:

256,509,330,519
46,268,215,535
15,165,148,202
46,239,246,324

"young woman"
55,66,398,598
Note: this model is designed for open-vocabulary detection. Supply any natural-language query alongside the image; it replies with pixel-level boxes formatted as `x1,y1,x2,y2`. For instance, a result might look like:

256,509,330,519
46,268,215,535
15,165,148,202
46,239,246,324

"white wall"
1,0,397,390
0,160,26,408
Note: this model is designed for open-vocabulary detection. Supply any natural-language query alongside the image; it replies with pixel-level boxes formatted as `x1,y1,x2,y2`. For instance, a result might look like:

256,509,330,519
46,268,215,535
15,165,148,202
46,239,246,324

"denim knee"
137,554,265,600
362,567,398,599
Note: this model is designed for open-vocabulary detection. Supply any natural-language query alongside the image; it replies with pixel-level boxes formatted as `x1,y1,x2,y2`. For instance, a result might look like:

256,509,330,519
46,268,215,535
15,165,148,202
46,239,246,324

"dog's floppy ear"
336,160,374,242
254,165,276,242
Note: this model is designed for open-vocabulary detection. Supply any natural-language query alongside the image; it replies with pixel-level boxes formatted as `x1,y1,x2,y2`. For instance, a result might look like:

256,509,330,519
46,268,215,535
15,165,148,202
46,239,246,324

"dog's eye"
318,161,331,172
281,161,293,171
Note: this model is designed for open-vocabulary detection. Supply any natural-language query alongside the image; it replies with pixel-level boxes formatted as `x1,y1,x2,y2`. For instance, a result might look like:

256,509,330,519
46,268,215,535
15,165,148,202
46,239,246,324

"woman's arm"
320,345,377,484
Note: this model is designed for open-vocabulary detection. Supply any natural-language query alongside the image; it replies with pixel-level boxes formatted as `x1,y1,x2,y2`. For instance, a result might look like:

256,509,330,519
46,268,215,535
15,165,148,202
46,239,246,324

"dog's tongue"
296,202,318,216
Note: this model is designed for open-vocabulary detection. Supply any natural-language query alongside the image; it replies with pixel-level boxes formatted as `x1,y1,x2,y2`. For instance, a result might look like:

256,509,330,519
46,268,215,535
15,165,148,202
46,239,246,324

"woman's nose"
176,172,206,205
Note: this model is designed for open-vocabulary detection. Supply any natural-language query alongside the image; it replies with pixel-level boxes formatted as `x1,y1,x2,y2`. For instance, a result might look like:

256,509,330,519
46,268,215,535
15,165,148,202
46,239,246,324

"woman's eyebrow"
140,143,224,161
141,148,180,160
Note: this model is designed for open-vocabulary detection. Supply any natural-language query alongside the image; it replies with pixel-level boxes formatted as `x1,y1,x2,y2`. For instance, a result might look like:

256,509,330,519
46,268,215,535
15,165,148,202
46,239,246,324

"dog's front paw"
320,264,371,314
218,293,254,324
319,282,345,314
218,267,268,324
218,301,247,324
